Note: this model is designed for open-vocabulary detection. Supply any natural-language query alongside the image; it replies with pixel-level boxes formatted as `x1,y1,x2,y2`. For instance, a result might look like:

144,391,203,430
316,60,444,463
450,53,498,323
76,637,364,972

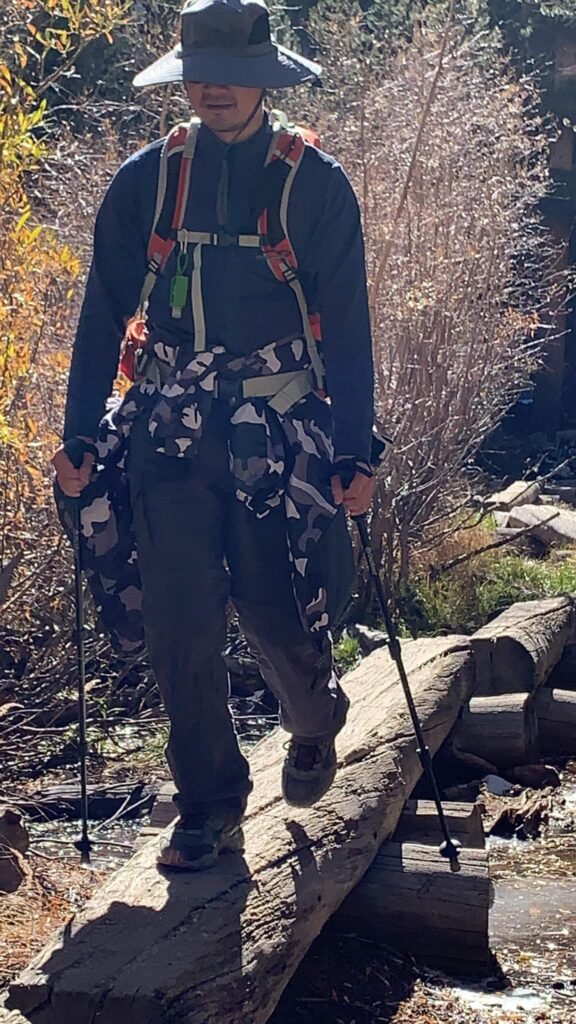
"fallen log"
17,782,157,823
141,795,486,857
334,841,490,976
534,688,576,756
471,596,575,697
450,693,539,769
504,503,576,545
485,479,541,510
392,799,485,849
548,641,576,690
6,636,475,1024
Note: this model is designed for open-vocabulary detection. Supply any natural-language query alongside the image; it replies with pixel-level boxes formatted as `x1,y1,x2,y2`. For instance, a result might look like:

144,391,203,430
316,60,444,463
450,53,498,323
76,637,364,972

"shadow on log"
534,688,576,756
5,637,475,1024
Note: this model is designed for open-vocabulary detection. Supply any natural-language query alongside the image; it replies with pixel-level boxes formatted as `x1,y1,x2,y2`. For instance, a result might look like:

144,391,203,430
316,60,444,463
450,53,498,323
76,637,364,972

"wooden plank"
5,637,474,1024
471,596,575,696
393,800,485,849
334,842,490,975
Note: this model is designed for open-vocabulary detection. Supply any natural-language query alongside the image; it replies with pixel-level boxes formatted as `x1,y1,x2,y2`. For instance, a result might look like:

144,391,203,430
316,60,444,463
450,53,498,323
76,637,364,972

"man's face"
184,82,264,139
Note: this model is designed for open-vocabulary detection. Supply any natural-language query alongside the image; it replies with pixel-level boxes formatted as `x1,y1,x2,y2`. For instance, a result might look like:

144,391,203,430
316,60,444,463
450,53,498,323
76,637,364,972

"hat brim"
133,43,322,89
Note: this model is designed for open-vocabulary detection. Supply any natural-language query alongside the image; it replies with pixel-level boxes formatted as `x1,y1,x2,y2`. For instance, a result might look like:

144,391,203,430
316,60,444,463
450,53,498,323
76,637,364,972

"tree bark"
334,841,491,975
534,687,576,756
471,596,575,696
450,693,539,768
6,637,475,1024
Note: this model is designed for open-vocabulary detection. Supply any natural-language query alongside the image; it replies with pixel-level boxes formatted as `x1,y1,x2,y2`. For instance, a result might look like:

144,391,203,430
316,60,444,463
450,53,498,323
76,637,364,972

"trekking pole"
352,513,461,873
65,439,94,866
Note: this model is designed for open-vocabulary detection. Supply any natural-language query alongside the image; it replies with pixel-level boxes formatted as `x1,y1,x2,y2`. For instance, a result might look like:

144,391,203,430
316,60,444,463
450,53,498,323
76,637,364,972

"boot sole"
156,827,244,872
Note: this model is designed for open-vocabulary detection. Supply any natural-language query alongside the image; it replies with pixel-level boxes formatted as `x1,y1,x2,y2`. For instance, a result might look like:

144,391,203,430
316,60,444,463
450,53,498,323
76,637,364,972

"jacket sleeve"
63,155,149,441
298,158,374,465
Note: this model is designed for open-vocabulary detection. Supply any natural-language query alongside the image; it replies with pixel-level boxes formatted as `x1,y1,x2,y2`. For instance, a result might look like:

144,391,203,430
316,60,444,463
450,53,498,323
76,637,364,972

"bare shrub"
304,18,561,587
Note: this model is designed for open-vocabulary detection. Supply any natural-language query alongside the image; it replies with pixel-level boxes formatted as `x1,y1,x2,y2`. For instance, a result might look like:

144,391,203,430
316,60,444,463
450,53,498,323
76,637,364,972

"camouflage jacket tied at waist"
57,333,345,654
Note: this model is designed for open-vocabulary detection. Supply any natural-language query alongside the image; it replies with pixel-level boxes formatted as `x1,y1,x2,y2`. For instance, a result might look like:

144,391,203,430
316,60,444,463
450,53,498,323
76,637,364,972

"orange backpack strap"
258,129,325,391
136,121,199,318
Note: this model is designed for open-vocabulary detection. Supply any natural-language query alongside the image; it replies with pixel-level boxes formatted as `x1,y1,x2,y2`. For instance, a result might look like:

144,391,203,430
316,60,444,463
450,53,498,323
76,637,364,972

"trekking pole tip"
439,838,462,873
75,837,92,866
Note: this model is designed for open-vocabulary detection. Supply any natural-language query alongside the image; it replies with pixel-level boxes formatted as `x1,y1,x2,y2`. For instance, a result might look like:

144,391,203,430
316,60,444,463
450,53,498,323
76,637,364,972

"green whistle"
170,251,190,318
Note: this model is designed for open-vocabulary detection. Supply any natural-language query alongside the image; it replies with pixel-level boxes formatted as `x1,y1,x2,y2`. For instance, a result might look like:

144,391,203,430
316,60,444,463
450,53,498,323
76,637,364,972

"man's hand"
51,441,95,498
331,471,376,518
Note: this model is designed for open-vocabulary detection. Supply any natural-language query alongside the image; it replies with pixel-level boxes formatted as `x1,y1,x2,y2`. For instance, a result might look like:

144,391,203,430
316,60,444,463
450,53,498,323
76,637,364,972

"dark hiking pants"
128,403,351,816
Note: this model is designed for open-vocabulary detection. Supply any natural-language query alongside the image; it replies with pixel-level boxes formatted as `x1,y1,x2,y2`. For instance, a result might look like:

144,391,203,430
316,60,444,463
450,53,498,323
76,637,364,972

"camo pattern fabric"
56,332,339,653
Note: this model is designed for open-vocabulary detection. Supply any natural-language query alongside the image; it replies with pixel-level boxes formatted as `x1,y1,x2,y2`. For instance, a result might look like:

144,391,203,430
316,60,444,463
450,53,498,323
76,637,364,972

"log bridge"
3,637,478,1024
5,595,576,1024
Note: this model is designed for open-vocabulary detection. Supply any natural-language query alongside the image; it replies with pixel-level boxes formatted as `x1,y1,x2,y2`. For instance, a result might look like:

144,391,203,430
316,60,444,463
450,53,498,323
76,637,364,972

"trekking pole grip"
64,437,97,471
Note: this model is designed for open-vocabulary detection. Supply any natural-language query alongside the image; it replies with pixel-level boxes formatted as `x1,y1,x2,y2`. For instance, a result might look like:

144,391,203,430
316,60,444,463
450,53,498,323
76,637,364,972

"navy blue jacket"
64,116,374,461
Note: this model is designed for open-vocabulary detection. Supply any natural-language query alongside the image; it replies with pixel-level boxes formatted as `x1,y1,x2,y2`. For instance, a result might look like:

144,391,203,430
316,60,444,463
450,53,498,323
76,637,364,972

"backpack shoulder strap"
258,129,325,391
136,121,199,317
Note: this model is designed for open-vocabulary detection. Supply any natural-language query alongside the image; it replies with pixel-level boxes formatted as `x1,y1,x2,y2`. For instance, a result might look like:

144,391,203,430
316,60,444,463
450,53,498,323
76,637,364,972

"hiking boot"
157,804,245,871
282,736,338,808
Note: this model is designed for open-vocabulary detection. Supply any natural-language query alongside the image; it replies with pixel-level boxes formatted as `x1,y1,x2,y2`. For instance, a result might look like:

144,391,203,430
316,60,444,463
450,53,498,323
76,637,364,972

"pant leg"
226,500,349,743
128,413,252,815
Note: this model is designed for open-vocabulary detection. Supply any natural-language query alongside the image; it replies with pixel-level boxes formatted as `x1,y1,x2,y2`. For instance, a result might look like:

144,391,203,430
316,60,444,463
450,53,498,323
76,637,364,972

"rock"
505,764,562,790
348,623,389,654
485,787,555,839
0,848,25,895
443,782,482,802
0,809,28,894
0,807,29,855
482,775,514,796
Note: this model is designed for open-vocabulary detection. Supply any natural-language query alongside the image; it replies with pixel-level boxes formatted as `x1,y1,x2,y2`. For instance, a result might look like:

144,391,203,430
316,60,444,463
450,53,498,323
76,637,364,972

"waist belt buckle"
217,378,243,408
216,231,238,247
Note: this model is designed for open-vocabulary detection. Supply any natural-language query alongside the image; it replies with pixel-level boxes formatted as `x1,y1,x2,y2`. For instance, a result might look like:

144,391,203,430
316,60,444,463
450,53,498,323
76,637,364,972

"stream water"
26,763,576,1022
451,762,576,1021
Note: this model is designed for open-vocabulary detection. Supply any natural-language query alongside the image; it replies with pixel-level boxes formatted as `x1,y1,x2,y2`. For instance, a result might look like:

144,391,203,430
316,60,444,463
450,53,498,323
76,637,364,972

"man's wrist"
332,455,373,479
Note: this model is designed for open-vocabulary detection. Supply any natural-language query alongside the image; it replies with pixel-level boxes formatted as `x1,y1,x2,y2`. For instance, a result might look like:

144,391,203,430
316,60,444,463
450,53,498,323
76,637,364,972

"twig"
1,538,64,613
430,510,560,579
537,457,574,486
369,0,455,313
92,791,154,834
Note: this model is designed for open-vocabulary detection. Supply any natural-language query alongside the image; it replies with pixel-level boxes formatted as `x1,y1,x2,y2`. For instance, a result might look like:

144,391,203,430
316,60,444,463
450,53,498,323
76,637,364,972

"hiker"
52,0,375,871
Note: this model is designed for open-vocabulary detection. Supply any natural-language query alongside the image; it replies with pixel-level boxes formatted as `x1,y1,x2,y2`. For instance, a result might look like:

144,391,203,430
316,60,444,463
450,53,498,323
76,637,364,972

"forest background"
0,0,575,738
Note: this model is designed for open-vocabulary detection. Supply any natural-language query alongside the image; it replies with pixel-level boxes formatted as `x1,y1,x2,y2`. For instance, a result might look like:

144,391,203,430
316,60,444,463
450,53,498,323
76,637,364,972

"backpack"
120,119,325,391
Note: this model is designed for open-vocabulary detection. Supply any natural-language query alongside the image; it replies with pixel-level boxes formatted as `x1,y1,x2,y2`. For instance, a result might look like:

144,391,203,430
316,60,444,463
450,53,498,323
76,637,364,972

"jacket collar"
196,112,273,163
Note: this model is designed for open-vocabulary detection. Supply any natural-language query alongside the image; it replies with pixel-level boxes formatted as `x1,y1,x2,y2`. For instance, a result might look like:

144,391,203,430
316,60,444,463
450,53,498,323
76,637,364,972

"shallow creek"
451,761,576,1020
26,763,576,1022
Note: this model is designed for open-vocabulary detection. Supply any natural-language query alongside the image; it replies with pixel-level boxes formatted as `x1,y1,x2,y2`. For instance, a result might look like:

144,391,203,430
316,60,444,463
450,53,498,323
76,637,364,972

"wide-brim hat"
133,0,322,90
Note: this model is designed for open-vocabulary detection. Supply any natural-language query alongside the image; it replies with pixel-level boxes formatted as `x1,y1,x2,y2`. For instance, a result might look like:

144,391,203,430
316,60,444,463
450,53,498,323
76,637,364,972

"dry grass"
0,854,107,987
